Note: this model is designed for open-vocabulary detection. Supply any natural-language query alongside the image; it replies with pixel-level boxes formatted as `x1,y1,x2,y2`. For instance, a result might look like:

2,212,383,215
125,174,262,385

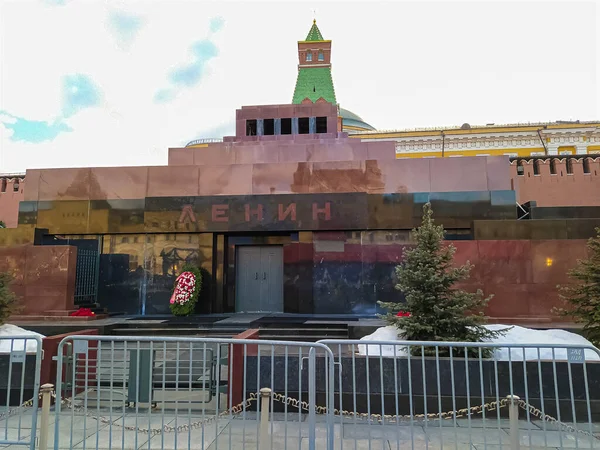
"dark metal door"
235,246,283,312
235,246,261,312
259,246,283,312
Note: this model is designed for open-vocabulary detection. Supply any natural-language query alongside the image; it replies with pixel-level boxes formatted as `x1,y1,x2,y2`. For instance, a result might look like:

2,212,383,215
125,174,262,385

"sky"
0,0,597,173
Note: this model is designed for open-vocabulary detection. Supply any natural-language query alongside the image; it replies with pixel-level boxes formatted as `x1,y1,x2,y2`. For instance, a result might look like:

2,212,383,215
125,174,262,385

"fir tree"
556,228,600,346
378,203,504,356
0,272,20,325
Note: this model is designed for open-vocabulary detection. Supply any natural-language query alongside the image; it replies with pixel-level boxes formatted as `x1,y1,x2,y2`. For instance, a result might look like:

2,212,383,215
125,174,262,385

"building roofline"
0,172,26,177
354,120,600,135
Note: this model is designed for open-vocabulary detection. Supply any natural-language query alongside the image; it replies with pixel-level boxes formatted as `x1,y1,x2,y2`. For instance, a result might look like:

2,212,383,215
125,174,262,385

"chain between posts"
516,399,600,440
3,390,598,440
0,393,41,420
52,392,256,435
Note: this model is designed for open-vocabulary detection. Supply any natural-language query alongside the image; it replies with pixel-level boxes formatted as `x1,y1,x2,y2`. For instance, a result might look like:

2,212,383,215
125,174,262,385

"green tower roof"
305,19,324,41
292,67,337,104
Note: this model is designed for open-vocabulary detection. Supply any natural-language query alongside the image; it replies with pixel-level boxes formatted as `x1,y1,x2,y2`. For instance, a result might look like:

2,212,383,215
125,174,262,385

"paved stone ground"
2,410,600,450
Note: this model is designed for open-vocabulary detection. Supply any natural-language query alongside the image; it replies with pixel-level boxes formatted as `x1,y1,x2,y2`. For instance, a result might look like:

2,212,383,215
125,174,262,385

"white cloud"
0,114,17,125
0,0,597,173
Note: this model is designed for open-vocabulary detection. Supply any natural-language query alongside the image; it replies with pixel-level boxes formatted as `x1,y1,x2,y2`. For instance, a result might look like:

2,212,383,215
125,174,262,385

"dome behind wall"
340,108,376,133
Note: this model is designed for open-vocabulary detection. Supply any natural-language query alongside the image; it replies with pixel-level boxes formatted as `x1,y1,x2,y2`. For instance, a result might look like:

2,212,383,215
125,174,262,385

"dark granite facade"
27,190,512,315
17,191,516,235
13,189,593,318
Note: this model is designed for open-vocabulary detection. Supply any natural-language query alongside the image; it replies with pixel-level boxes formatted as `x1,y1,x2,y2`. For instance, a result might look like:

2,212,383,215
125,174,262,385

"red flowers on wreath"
396,311,411,317
169,271,197,305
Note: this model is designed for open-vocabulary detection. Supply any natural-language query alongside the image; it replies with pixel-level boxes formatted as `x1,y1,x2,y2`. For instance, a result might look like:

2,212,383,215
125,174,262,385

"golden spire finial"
313,18,316,24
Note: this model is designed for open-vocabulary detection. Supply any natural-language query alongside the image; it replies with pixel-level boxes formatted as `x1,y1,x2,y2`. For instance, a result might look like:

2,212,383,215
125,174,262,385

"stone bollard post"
38,383,54,450
507,395,521,450
259,388,272,450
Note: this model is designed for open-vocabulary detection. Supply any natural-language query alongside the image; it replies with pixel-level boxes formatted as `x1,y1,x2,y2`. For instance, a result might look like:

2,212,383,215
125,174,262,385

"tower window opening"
1,179,6,193
318,51,324,61
566,158,573,174
13,181,19,192
533,160,540,175
306,52,312,62
281,118,292,135
516,160,524,176
263,118,275,136
550,159,557,174
583,158,591,174
246,119,257,136
316,116,327,134
298,117,310,134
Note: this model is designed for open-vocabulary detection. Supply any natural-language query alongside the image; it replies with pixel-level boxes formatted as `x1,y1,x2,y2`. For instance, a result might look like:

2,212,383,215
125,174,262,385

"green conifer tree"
0,272,20,325
556,228,600,346
378,203,504,356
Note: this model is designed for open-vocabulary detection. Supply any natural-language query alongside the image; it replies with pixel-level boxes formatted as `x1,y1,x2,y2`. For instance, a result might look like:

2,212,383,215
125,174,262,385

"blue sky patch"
168,39,218,88
154,18,222,103
108,11,144,48
191,40,219,60
0,112,72,143
209,17,225,33
62,74,102,117
154,88,177,104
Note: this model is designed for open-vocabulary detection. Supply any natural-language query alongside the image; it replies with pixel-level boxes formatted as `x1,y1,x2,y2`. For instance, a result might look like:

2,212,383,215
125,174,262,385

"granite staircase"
108,317,350,342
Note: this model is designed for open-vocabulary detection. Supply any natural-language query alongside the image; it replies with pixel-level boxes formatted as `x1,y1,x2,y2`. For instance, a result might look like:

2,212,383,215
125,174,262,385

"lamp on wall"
546,257,553,267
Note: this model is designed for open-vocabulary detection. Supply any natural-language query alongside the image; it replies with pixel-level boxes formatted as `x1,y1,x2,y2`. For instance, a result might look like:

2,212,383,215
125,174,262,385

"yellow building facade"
349,121,600,159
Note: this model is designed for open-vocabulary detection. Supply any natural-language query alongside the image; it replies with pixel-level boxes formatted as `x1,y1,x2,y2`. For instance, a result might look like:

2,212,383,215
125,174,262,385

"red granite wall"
234,103,338,140
41,329,98,386
453,239,587,323
0,244,77,315
511,157,600,206
23,156,511,202
228,329,259,406
169,137,395,166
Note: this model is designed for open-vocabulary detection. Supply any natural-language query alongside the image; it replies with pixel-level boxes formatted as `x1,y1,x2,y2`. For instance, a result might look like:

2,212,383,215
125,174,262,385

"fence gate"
0,336,42,450
54,335,335,450
41,236,100,305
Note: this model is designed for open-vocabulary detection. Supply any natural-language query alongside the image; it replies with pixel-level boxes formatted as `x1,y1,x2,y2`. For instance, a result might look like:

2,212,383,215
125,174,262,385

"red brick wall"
0,177,24,228
297,41,332,65
511,157,600,206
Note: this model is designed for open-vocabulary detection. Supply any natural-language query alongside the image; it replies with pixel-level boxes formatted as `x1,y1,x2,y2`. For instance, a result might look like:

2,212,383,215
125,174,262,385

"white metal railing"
0,335,43,450
8,334,600,450
185,138,224,147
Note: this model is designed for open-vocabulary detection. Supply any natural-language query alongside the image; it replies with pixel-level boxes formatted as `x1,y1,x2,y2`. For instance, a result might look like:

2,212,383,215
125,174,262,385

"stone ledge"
9,313,108,322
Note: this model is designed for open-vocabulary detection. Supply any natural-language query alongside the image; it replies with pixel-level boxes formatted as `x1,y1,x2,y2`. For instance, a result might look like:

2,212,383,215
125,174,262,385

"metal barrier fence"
0,335,42,450
318,339,600,450
54,336,335,450
5,334,600,450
